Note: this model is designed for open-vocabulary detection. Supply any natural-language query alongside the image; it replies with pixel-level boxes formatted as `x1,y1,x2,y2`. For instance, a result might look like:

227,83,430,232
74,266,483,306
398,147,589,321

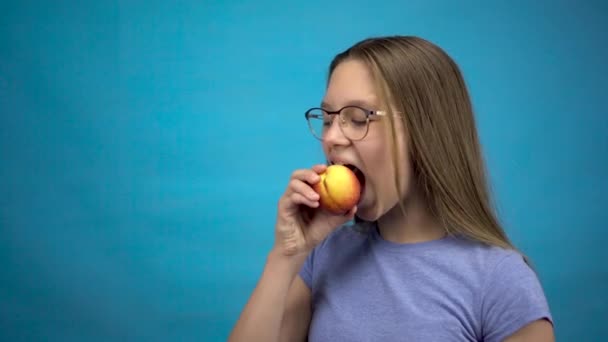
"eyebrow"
320,99,377,110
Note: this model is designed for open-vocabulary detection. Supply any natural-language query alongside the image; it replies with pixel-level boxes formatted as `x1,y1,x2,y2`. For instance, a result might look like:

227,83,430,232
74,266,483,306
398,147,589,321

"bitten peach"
312,164,361,215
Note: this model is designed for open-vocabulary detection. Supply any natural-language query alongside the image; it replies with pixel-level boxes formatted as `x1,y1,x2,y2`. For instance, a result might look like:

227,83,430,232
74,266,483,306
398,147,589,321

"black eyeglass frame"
304,105,390,141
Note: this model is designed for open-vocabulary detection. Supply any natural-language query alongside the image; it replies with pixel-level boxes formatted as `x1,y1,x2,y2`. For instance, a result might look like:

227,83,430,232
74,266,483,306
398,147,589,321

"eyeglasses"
304,106,389,141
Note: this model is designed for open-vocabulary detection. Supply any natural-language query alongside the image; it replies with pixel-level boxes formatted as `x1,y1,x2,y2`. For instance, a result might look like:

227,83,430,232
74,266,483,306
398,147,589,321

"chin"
356,193,399,223
354,204,382,222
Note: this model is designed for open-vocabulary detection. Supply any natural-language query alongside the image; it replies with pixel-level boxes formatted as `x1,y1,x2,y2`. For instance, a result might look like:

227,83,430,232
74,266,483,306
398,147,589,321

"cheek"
363,143,398,196
363,134,412,201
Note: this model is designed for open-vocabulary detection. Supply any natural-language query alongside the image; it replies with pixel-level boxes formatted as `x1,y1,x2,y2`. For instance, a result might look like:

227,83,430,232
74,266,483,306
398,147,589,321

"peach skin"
312,164,361,215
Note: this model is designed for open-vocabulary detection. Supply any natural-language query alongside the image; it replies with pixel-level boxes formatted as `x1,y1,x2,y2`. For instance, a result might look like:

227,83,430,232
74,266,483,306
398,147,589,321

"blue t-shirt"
299,221,553,341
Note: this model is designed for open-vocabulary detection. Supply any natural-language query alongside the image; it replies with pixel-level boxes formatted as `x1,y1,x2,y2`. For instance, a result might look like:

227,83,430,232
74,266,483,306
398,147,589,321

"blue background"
1,1,606,341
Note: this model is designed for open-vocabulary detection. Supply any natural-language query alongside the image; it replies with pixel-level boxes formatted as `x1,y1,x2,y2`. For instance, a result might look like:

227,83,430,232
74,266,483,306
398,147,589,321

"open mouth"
344,164,366,190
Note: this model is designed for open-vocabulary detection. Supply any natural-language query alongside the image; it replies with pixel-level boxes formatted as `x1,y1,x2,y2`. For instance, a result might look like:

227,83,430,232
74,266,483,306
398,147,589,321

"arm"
481,253,554,342
503,319,554,342
279,275,312,342
229,165,353,342
228,249,311,342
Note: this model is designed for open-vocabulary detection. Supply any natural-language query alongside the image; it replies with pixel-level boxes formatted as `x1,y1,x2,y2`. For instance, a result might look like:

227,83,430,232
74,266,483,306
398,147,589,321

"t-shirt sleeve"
481,252,553,342
298,247,315,290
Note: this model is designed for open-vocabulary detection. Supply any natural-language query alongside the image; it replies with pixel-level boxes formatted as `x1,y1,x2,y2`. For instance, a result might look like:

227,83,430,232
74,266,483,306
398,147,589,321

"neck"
376,190,445,244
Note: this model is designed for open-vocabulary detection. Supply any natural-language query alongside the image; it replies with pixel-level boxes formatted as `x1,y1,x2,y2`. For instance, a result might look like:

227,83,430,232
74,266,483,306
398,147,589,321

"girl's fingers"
290,192,319,208
290,165,327,185
288,179,320,201
311,164,327,174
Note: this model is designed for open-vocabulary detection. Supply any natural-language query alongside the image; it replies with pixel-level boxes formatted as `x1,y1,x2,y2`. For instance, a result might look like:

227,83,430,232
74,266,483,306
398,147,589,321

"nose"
323,115,350,147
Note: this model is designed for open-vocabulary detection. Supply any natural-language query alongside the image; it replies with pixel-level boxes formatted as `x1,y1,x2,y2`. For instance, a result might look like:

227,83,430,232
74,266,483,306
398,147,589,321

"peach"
312,164,361,215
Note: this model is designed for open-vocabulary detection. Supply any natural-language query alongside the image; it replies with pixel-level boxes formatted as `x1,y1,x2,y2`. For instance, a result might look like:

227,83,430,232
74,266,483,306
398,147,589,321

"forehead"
323,59,379,109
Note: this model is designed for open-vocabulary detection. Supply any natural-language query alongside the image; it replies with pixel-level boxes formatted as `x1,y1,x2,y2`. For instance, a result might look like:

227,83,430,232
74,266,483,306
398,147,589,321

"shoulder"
445,234,523,267
419,234,528,282
442,235,539,280
447,237,548,310
442,237,553,341
475,245,553,341
478,245,542,298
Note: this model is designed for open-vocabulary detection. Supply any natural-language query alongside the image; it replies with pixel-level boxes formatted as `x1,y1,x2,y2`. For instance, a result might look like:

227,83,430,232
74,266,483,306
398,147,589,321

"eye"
343,107,368,125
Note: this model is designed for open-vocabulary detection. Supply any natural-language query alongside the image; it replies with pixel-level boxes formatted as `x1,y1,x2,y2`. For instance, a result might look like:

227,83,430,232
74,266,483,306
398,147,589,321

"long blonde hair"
329,36,517,251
